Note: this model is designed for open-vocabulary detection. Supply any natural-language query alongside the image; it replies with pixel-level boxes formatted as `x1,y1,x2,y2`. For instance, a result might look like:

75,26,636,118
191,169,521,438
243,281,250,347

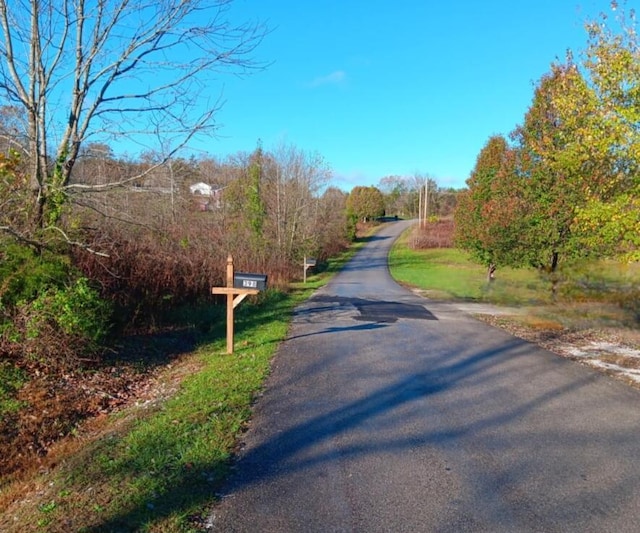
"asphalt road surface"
210,219,640,533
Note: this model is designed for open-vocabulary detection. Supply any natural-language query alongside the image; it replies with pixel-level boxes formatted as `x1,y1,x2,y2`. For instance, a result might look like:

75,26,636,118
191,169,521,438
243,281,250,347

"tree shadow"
282,294,437,344
292,294,437,330
204,332,634,531
286,321,389,341
216,339,598,484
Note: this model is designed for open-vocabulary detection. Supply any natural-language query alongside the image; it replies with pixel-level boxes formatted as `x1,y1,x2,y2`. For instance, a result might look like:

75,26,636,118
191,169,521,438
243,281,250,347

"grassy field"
389,226,640,331
389,245,552,305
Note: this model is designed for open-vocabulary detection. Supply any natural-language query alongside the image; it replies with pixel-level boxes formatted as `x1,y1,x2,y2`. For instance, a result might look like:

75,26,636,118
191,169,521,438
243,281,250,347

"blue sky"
197,0,619,190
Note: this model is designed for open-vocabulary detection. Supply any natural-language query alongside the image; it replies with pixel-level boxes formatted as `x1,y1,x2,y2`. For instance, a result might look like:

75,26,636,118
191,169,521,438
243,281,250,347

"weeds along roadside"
0,238,368,533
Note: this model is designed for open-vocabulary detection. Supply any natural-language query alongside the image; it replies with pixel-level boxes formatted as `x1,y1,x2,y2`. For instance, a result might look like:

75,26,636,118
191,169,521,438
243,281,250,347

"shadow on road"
91,313,639,532
201,329,635,531
287,321,389,341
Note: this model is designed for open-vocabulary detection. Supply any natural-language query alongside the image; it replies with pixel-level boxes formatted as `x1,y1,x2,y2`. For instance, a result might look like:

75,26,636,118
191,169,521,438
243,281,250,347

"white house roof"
189,182,214,196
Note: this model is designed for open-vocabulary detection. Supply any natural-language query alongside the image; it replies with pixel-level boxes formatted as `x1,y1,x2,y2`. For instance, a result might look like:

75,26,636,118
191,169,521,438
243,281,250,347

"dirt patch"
0,330,199,484
474,311,640,388
0,363,160,483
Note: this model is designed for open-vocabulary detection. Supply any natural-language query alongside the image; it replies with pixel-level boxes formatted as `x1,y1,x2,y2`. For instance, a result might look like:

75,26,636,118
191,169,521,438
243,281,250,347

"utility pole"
424,180,429,222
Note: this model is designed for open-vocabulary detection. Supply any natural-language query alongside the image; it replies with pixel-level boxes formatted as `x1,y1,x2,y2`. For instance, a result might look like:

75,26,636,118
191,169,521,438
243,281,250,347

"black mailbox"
233,272,267,291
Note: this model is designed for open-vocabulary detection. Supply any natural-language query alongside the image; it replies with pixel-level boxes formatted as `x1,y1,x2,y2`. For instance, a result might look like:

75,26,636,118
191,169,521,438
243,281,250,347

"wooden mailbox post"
211,255,266,354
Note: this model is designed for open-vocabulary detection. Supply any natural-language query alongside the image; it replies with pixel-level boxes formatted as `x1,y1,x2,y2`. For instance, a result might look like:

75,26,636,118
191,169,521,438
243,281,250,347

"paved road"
210,220,640,532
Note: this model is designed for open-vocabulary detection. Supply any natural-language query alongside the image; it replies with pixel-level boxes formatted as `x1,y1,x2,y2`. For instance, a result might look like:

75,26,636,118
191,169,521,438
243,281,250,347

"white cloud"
308,70,347,88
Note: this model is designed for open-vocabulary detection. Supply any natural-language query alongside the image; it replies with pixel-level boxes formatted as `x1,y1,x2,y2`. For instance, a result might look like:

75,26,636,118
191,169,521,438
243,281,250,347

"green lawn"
388,227,640,330
389,231,551,306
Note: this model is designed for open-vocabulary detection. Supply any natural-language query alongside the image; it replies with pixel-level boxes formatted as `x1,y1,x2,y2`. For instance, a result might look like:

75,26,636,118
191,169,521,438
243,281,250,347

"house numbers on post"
211,255,267,354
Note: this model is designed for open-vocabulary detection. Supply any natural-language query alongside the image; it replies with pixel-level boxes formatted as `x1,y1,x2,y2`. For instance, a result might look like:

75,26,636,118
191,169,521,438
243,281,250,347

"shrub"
0,242,112,370
5,278,110,369
30,277,112,343
72,224,226,331
0,242,71,308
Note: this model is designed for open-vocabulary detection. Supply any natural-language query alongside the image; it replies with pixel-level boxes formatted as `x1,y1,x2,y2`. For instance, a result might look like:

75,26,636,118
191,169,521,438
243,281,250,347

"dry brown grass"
409,219,455,249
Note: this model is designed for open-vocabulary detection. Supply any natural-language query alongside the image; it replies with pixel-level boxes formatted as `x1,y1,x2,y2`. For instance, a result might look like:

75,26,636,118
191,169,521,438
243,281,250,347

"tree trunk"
550,251,559,301
487,263,496,283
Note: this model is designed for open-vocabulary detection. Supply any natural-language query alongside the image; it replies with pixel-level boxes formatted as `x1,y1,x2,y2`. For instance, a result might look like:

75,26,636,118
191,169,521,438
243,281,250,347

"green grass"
15,289,308,532
389,230,551,305
389,227,640,330
0,292,285,531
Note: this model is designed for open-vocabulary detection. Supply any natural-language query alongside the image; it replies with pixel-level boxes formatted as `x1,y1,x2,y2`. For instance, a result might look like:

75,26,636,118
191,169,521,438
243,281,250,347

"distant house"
189,182,214,196
189,182,222,211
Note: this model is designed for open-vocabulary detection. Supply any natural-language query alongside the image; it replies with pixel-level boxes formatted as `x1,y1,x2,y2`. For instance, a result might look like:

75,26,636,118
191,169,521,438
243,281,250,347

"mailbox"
233,272,267,291
305,258,317,267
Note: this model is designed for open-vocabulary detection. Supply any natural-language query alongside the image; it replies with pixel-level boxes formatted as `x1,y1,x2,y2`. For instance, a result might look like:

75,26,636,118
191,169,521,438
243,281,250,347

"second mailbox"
233,272,268,291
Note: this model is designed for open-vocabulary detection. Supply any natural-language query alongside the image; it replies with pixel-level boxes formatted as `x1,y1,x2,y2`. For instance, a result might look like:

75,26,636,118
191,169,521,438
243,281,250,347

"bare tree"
219,143,333,274
377,175,408,216
265,143,331,261
0,0,266,240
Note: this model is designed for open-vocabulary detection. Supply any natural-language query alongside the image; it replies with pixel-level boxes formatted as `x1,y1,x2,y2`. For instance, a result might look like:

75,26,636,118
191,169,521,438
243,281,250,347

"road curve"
210,220,640,533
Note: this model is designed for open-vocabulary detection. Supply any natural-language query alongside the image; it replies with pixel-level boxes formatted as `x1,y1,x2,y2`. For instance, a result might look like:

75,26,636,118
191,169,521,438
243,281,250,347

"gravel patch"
471,308,640,389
